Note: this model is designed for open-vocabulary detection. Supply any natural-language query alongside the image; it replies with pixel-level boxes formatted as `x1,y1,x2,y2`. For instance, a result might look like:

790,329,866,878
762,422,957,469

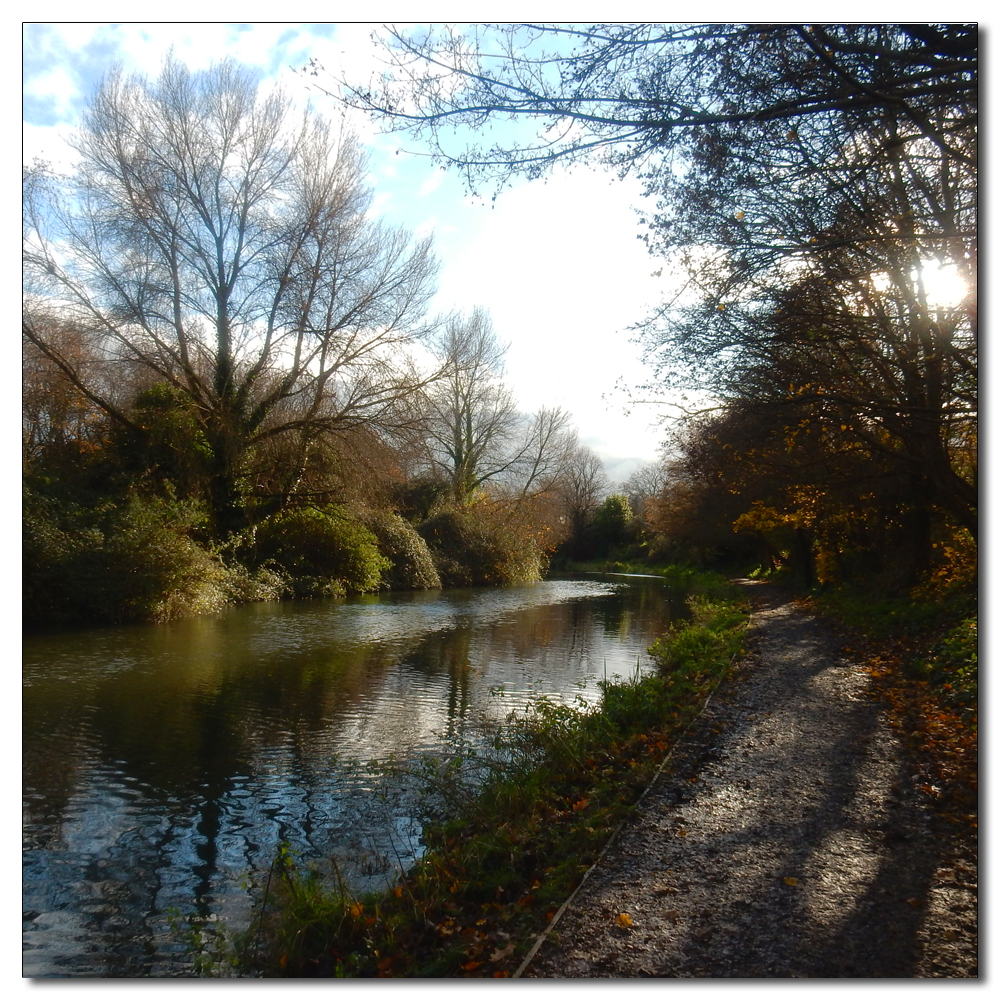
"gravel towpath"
522,582,977,978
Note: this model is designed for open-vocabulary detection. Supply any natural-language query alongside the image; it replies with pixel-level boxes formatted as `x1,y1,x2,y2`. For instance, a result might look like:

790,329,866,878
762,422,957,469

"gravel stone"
523,582,977,979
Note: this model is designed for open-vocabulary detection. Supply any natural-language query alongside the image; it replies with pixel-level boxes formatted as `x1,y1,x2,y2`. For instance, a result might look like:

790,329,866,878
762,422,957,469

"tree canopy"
24,57,439,537
326,24,975,187
323,22,977,585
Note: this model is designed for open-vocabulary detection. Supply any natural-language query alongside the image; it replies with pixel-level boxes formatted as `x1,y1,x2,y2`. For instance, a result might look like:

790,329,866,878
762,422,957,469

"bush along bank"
215,578,749,978
22,485,551,629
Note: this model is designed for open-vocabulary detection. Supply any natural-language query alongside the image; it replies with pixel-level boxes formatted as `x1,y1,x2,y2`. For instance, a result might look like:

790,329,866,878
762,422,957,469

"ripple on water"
23,575,679,974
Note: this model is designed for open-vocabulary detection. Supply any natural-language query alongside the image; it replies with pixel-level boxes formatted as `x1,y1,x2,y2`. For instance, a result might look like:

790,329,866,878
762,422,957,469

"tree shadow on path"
529,582,970,978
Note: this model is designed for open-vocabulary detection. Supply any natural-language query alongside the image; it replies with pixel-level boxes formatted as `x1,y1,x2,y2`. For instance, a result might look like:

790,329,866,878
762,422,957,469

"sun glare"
913,261,969,310
870,261,970,311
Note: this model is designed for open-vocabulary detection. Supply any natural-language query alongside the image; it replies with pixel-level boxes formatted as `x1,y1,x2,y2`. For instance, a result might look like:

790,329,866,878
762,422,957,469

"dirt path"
523,582,977,978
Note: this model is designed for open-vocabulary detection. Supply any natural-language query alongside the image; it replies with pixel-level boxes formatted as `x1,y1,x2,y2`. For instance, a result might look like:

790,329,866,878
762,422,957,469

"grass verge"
214,578,749,978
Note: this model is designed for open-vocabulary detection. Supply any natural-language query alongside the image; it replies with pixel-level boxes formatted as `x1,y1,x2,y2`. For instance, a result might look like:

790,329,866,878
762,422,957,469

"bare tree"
505,405,577,499
420,308,575,502
557,444,608,540
23,57,439,536
622,460,667,525
421,308,518,500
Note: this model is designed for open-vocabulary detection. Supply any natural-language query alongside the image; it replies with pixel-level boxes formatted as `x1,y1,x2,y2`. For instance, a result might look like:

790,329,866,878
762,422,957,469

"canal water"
23,575,683,976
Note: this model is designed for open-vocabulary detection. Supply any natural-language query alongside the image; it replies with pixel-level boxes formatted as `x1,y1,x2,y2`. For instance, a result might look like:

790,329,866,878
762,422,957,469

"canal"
23,574,683,976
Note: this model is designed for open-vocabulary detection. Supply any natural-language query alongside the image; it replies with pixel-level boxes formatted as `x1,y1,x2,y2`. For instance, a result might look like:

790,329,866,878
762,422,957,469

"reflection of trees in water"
399,627,474,742
467,579,681,685
23,578,683,973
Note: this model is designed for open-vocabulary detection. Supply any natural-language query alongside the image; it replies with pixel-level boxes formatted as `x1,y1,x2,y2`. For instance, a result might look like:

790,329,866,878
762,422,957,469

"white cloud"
22,65,80,120
419,168,446,197
22,122,79,173
425,169,674,460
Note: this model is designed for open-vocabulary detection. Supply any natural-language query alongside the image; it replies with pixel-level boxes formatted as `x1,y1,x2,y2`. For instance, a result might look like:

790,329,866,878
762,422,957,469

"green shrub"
648,595,749,677
357,509,441,590
23,488,229,626
593,493,633,551
923,616,978,712
217,562,288,605
418,503,544,587
249,507,388,598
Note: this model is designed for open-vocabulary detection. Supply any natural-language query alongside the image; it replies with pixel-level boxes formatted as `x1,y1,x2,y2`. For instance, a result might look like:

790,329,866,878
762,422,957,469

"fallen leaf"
615,912,633,928
783,877,798,886
462,961,483,971
490,942,515,961
350,902,364,917
907,897,923,908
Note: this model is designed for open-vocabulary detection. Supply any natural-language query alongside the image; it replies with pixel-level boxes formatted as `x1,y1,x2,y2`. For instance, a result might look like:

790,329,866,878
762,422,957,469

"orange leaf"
615,912,633,928
783,877,798,886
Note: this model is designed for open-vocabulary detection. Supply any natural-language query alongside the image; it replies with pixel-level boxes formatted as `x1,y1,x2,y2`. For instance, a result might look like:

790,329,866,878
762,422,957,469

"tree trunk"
206,429,248,539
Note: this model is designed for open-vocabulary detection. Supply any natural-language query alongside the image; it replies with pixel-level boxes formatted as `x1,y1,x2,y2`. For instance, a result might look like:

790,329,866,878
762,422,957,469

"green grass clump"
648,595,750,676
919,616,978,714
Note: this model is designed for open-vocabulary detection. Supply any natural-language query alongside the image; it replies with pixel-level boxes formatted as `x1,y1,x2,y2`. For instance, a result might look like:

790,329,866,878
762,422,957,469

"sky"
22,21,685,475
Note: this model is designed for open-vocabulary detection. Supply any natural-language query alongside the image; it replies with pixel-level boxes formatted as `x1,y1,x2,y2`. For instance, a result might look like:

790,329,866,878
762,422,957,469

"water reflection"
23,576,682,976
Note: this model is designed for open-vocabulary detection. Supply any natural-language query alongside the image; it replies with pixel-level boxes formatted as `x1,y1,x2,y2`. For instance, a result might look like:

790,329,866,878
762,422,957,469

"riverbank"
222,575,976,978
226,574,751,977
523,581,977,977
